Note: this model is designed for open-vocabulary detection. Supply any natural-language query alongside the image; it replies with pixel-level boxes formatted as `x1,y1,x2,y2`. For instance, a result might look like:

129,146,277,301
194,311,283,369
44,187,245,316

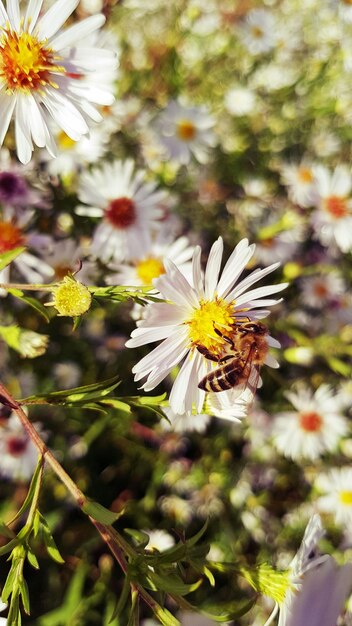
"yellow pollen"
57,131,76,150
187,298,235,354
0,29,64,92
48,277,92,317
297,167,313,184
339,491,352,506
177,119,197,141
136,257,165,285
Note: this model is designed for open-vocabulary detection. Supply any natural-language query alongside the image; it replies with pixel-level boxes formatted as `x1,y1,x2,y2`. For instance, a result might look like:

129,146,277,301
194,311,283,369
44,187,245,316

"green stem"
0,283,54,292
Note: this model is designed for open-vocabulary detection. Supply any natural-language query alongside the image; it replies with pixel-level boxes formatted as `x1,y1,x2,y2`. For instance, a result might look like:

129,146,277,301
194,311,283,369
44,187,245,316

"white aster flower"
126,237,287,416
310,164,352,252
0,0,116,164
154,100,217,165
0,413,41,481
224,86,256,117
205,387,250,423
0,208,54,293
144,529,175,552
282,556,352,626
315,467,352,526
106,233,195,288
264,514,328,626
76,159,167,263
42,238,98,284
239,9,278,55
271,384,348,462
299,272,346,308
280,162,316,208
161,406,211,433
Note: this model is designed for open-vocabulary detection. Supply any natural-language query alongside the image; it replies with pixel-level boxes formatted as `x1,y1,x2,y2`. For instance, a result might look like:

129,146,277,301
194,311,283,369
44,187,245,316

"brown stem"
0,382,86,509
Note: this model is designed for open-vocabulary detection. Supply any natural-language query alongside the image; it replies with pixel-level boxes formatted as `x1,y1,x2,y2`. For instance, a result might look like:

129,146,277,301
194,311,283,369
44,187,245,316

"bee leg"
213,325,236,350
196,344,219,362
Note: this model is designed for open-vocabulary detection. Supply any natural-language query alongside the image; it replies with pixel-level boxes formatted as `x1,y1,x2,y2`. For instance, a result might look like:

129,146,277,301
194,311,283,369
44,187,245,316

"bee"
197,320,269,394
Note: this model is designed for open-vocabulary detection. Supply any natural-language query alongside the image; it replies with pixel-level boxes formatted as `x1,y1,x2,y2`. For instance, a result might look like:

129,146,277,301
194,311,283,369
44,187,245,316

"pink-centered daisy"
76,159,167,263
0,0,116,164
126,237,287,416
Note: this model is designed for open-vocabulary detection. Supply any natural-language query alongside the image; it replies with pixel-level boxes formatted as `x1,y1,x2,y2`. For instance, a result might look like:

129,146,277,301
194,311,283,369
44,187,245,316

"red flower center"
105,197,136,229
0,221,25,253
299,411,323,432
7,435,28,456
324,195,349,219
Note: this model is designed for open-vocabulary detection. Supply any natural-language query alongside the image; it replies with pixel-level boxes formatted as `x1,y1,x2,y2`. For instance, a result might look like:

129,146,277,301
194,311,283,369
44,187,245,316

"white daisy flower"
161,406,211,433
315,467,352,526
42,237,97,284
154,100,217,165
271,384,348,462
205,387,250,423
300,272,346,308
144,529,175,552
76,159,167,263
0,0,116,164
224,86,256,117
264,514,328,626
126,237,287,416
0,412,41,481
310,164,352,253
0,208,54,293
106,233,195,288
280,162,316,208
239,9,278,55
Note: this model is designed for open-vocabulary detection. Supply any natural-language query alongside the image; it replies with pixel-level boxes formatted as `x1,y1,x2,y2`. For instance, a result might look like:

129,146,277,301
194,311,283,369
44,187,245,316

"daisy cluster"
0,0,352,623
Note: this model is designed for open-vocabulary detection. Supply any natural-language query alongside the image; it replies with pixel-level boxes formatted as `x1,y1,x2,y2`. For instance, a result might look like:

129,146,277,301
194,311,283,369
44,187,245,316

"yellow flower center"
136,257,165,285
57,131,77,150
177,119,197,141
0,29,64,92
50,277,92,317
0,221,25,253
297,167,313,184
251,26,264,39
340,491,352,506
186,297,235,354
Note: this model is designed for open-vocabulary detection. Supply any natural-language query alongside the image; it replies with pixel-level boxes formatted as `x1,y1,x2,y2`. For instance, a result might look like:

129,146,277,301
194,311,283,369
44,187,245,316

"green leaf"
124,528,150,549
9,457,44,526
108,576,131,622
0,537,20,557
203,566,215,587
8,289,51,322
20,578,30,615
146,572,202,596
153,605,180,626
39,515,65,564
199,596,257,622
0,247,26,271
21,376,121,406
2,561,18,601
26,549,39,570
326,357,351,376
82,499,123,525
38,562,88,626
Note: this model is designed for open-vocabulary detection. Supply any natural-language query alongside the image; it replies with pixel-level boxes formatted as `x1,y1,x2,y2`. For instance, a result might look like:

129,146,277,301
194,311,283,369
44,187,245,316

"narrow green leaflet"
146,572,203,596
21,376,121,406
0,247,25,271
7,288,51,322
199,597,257,622
82,499,124,525
8,457,44,526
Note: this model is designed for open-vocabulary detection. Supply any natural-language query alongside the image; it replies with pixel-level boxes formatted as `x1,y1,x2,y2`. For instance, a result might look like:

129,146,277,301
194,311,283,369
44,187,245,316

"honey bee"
197,320,269,394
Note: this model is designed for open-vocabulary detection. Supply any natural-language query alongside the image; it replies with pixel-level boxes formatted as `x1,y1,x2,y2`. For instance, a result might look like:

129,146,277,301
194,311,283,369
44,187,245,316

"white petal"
24,0,43,32
204,237,223,299
0,93,16,145
230,262,281,300
50,14,106,50
233,283,288,307
6,0,20,29
41,90,89,139
192,246,204,298
156,260,199,308
131,328,189,375
25,94,47,147
15,98,33,164
216,241,255,298
0,0,8,24
36,0,80,40
126,325,181,349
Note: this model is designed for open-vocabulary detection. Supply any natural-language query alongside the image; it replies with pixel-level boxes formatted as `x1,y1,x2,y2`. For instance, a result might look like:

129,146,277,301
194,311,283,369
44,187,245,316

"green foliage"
0,248,26,272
